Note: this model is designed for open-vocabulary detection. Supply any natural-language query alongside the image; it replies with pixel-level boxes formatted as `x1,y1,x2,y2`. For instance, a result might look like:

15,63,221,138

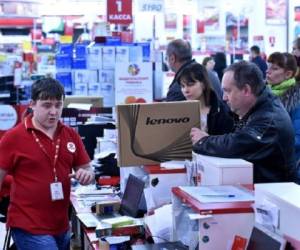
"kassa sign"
107,0,133,25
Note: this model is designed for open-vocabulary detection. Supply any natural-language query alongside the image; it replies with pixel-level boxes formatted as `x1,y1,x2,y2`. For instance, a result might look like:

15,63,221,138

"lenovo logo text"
146,117,190,125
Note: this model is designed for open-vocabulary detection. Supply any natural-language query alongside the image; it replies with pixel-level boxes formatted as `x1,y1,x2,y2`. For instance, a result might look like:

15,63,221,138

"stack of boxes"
97,44,115,107
55,44,73,94
73,43,89,96
55,39,151,107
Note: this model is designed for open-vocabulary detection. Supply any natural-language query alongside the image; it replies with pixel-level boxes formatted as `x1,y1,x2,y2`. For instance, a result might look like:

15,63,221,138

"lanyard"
31,129,61,182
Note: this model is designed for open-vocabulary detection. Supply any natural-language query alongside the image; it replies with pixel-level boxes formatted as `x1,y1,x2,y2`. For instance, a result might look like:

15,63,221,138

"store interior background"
2,0,300,57
1,0,300,102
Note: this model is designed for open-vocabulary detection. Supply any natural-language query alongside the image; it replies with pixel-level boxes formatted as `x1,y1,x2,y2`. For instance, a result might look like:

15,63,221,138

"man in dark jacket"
250,45,268,79
165,39,222,101
190,61,298,183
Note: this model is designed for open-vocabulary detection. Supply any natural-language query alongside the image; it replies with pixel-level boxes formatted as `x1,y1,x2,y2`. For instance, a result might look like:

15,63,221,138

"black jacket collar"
172,59,195,84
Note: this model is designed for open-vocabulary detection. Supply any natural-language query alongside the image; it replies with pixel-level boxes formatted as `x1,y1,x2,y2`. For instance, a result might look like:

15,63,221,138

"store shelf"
0,17,35,27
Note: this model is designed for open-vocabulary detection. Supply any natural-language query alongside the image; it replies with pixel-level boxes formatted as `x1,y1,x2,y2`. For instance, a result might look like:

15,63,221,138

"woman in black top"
178,62,234,135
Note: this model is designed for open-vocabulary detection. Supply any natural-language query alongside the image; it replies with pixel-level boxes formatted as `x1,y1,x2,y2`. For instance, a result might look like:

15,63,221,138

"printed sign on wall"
115,62,153,105
138,0,164,12
0,105,17,131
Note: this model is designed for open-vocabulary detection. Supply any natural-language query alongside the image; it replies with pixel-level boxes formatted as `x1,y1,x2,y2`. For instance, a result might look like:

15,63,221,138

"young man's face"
31,97,63,130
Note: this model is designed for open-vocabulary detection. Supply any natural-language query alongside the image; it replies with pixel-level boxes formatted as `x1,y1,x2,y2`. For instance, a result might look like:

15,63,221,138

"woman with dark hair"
267,52,300,163
178,62,234,135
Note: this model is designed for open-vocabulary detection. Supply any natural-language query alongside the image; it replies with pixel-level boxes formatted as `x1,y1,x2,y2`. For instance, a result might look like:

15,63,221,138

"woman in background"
213,52,227,81
267,52,300,163
178,62,234,135
202,56,218,78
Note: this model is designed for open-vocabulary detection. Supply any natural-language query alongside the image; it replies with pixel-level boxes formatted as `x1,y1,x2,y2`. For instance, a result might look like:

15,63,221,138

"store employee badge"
67,142,76,153
50,182,64,201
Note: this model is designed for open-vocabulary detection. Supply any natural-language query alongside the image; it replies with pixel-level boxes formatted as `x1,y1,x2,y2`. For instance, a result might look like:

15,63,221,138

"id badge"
50,182,64,201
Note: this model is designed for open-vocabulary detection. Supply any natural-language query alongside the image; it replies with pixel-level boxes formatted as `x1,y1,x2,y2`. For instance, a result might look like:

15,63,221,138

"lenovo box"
116,101,200,166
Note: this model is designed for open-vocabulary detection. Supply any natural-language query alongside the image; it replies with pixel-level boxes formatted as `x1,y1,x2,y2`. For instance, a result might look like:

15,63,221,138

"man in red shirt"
0,78,94,250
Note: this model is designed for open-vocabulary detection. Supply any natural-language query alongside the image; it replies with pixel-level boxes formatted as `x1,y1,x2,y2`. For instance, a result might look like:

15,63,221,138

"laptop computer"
77,174,145,228
246,223,286,250
119,174,145,218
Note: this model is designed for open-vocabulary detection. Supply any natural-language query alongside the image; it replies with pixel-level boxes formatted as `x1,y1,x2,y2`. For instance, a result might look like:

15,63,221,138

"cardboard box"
255,183,300,243
193,153,253,185
116,101,200,166
87,45,102,69
64,95,103,108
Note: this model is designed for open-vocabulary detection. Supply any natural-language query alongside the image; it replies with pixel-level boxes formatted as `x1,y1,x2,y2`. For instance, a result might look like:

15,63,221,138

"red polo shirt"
0,115,90,235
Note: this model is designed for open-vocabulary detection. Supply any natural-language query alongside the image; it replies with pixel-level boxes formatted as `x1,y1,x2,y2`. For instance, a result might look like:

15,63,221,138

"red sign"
107,0,132,25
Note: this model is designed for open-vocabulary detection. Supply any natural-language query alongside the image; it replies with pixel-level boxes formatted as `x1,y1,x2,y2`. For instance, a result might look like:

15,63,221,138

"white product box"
73,70,89,84
88,82,101,96
143,164,188,210
172,186,254,250
99,70,114,84
102,46,115,70
100,82,115,107
116,46,129,63
89,70,99,83
193,153,253,185
73,83,88,96
129,45,143,62
255,182,300,246
98,69,115,107
87,45,102,69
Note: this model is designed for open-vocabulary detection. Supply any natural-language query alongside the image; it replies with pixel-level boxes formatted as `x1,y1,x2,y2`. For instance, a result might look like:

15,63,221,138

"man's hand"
69,168,94,185
190,127,209,145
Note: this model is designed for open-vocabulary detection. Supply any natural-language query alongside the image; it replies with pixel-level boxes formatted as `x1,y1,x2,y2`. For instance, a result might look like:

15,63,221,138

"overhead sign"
0,105,17,131
107,0,132,25
138,0,164,12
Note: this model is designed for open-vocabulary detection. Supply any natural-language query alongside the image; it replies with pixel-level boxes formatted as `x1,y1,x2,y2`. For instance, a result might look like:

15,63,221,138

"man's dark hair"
31,78,65,101
166,39,192,63
250,45,260,55
225,61,265,96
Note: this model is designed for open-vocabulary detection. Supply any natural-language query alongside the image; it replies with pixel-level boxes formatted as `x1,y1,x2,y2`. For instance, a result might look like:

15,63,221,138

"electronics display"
119,174,145,218
246,223,286,250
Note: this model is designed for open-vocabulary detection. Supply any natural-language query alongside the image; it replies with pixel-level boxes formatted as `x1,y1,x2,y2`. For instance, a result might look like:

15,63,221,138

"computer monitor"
246,223,286,250
119,174,145,218
63,95,103,108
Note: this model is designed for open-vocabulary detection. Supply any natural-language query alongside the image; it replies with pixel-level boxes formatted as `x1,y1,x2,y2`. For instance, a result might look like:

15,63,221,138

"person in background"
250,45,268,79
202,56,218,78
0,78,94,250
267,52,300,164
292,37,300,81
190,61,298,183
213,52,227,82
178,62,234,135
165,39,222,101
202,56,215,71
